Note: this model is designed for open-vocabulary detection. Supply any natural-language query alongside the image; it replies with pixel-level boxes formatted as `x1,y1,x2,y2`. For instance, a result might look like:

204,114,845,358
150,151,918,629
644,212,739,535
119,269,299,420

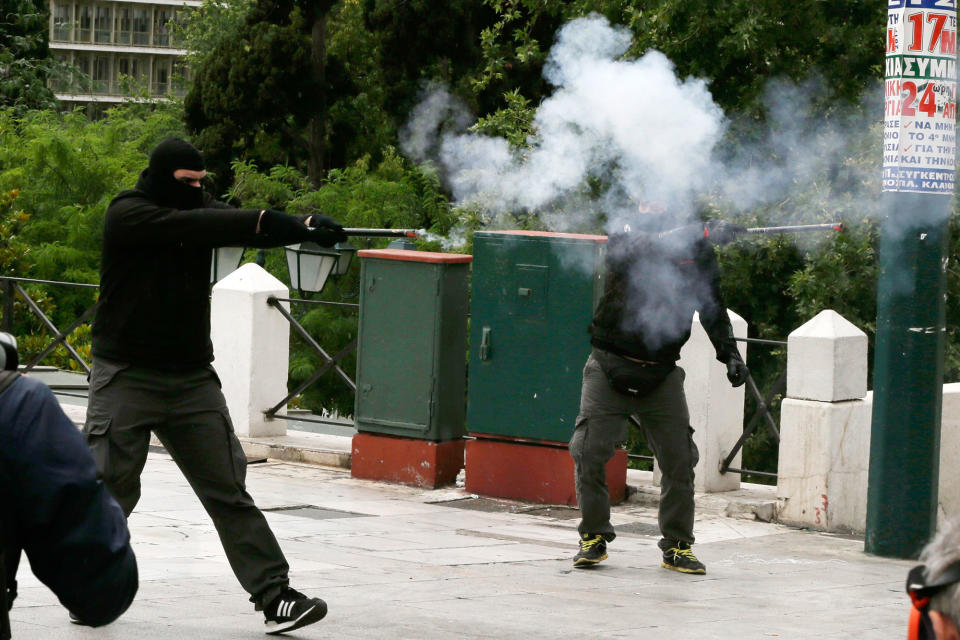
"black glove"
258,209,313,245
305,214,348,248
726,356,749,387
704,220,747,246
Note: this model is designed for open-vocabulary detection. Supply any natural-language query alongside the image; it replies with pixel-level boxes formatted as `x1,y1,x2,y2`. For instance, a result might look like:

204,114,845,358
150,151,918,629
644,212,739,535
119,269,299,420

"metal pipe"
745,222,844,235
343,228,420,238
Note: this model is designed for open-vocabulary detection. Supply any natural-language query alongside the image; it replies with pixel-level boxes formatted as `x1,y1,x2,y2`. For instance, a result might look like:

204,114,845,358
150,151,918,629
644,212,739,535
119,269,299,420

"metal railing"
626,335,786,481
719,336,786,480
262,295,359,426
0,276,98,377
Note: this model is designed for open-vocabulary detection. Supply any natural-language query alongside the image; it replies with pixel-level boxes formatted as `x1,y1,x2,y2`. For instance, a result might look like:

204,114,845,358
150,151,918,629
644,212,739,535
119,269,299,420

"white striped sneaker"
263,587,327,635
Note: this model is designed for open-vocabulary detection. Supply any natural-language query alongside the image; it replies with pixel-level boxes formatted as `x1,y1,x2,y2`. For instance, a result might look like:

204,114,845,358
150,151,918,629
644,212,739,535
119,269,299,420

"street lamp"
285,241,356,295
332,241,357,276
210,246,245,283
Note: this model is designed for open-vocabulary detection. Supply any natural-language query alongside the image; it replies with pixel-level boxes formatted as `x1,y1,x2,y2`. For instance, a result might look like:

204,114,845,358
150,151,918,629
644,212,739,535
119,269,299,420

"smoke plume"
400,14,884,239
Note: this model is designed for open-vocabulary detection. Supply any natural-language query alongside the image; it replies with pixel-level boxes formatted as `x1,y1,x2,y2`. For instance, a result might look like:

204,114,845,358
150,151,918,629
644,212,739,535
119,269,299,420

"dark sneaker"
263,587,328,635
573,533,608,567
661,542,706,574
69,612,88,625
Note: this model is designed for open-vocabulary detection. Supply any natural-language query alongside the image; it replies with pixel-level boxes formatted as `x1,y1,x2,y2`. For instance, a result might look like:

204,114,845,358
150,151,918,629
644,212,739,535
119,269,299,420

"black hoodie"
91,178,277,369
589,228,739,365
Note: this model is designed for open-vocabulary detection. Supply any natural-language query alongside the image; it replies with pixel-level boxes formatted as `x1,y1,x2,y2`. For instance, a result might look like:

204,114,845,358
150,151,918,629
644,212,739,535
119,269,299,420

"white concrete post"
653,310,747,493
211,263,290,437
777,310,870,533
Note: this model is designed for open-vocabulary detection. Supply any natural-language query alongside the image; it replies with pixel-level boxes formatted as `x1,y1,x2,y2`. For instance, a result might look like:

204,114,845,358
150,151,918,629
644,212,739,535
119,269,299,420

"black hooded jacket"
589,227,739,365
91,174,277,369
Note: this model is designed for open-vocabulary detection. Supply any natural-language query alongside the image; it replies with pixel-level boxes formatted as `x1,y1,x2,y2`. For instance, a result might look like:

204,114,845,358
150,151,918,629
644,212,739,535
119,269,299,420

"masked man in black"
86,138,346,635
569,203,748,574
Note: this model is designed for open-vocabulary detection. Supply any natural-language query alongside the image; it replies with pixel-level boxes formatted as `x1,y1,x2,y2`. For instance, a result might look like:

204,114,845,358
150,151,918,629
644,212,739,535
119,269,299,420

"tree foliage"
0,0,66,113
184,0,352,188
0,104,185,366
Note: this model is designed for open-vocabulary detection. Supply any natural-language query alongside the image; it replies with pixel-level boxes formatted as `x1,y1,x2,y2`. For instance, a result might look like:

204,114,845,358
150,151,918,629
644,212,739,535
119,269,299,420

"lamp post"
284,241,357,295
210,246,245,283
285,229,417,295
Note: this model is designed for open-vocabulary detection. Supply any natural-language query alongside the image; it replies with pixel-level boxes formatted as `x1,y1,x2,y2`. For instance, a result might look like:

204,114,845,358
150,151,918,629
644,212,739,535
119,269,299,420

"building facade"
48,0,201,107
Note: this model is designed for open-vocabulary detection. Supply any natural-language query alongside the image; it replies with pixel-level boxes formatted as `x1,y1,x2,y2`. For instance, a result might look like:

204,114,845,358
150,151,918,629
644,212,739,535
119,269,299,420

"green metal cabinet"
354,249,472,440
466,231,607,443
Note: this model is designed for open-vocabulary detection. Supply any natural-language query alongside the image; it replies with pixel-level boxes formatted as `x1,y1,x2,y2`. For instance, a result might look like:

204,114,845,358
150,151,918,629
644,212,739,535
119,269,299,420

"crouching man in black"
85,138,347,635
569,204,748,574
0,333,138,639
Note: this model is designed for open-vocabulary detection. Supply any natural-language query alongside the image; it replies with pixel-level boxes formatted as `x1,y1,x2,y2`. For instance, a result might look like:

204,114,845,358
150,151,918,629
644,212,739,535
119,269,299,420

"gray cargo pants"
83,357,289,609
569,349,699,550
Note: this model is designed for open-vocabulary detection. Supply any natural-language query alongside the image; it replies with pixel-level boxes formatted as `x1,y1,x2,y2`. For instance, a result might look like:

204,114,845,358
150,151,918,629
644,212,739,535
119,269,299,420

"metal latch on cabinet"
480,326,492,360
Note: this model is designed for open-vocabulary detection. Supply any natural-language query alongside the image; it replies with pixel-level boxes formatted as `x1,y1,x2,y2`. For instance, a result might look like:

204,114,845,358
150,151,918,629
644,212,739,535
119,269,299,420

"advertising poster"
883,0,958,194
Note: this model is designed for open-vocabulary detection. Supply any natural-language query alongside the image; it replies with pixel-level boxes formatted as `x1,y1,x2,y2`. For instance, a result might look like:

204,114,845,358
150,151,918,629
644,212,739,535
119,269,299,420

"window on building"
129,57,147,82
74,53,92,93
94,5,112,43
132,7,151,45
153,57,170,95
93,55,111,94
153,8,172,47
52,2,73,41
77,4,93,43
114,6,131,44
50,52,73,92
114,56,147,94
171,60,189,97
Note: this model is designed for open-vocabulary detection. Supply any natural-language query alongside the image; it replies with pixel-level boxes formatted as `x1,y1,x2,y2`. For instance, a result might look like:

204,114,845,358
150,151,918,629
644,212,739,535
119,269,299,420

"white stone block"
776,394,872,533
939,383,960,525
653,310,746,493
787,310,868,402
211,263,290,437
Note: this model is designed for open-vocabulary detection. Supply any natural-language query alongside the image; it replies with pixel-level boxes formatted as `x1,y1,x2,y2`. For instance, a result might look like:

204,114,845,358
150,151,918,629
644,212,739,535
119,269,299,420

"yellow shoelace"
667,547,699,561
581,535,603,550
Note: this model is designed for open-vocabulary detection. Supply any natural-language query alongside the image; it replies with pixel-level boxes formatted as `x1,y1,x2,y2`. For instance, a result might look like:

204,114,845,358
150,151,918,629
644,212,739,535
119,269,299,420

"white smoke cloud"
399,81,473,165
428,16,725,233
400,14,886,243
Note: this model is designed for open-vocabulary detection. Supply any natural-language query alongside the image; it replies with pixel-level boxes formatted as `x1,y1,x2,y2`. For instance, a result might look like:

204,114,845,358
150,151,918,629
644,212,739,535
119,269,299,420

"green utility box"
466,231,607,443
354,249,472,440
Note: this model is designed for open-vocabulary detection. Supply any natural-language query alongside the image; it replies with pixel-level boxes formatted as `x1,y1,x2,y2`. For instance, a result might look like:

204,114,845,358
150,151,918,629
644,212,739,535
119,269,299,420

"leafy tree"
0,0,69,113
184,0,352,188
362,0,498,118
0,103,185,366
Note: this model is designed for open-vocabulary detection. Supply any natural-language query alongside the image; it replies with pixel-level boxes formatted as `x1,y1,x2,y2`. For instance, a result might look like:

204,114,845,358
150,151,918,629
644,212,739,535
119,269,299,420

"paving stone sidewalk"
10,444,913,640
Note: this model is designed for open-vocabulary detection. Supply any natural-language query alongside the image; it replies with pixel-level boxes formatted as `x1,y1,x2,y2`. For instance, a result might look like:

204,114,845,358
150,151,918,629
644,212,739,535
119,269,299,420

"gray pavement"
11,437,914,640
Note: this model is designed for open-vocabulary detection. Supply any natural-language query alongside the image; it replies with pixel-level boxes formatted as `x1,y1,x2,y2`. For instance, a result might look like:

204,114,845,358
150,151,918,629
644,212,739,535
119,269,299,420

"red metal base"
465,437,628,506
351,432,465,488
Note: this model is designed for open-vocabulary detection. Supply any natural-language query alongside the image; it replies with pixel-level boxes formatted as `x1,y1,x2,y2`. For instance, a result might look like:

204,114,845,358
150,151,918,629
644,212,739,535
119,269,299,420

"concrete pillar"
211,263,290,437
654,310,747,493
777,310,870,533
939,383,960,524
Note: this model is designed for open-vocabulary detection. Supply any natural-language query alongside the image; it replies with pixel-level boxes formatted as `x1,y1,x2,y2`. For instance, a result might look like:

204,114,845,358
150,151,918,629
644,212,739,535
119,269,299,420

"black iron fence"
0,276,98,377
262,296,359,426
626,335,787,482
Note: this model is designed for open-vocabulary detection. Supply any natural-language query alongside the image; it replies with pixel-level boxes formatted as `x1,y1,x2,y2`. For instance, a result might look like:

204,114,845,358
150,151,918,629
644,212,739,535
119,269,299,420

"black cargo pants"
569,349,699,550
83,357,289,609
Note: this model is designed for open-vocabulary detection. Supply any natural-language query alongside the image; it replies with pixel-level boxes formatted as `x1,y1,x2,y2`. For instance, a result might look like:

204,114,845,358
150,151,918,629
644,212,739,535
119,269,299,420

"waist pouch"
595,350,675,398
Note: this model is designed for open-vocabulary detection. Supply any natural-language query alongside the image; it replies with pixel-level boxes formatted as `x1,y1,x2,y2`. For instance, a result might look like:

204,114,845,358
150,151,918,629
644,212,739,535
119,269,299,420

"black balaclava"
136,138,206,210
